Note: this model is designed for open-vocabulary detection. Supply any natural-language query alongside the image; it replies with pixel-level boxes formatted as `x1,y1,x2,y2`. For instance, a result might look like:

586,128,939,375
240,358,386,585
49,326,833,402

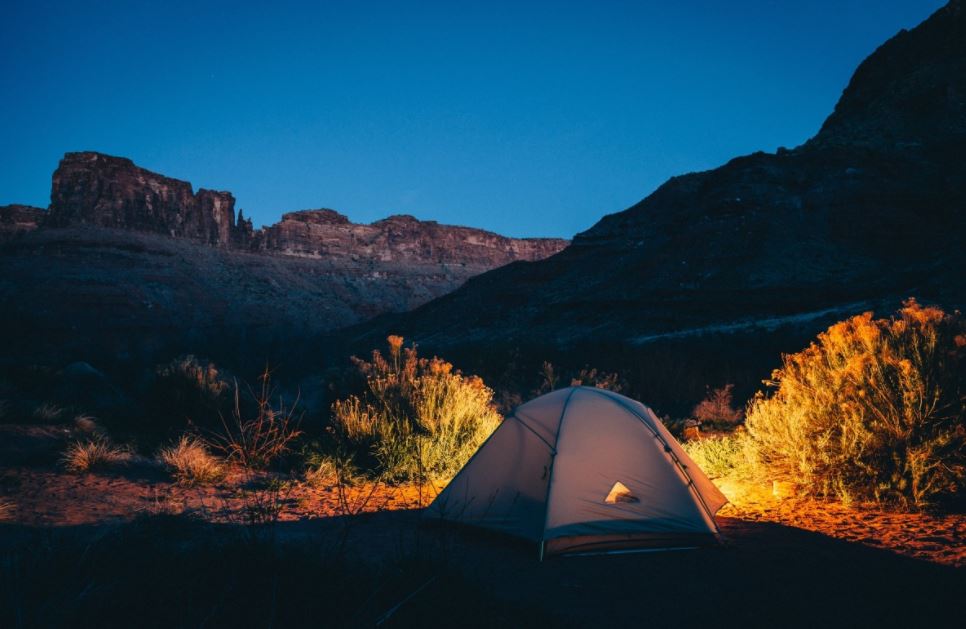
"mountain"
0,154,566,372
345,1,966,410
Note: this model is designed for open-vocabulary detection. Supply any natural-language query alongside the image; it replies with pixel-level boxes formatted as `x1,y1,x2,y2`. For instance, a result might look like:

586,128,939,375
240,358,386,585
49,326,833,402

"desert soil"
1,423,963,627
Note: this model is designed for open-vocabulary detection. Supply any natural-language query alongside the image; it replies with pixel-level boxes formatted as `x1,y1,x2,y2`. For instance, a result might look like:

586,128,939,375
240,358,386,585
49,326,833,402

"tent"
425,386,728,558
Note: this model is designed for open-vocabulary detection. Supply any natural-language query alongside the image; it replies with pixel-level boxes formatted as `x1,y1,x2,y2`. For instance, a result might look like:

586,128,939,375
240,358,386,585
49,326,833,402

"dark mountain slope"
349,1,966,356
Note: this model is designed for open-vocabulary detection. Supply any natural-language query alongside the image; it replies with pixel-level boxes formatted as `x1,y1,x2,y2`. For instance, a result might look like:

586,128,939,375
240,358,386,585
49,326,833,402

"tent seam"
537,387,579,557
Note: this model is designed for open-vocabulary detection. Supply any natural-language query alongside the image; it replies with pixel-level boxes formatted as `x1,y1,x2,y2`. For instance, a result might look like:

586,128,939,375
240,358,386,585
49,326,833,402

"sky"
0,1,947,238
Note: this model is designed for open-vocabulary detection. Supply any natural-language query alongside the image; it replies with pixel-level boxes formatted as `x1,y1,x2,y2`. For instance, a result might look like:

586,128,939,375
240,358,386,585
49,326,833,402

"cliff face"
0,153,567,372
0,205,45,239
40,151,567,264
255,209,566,265
47,152,242,246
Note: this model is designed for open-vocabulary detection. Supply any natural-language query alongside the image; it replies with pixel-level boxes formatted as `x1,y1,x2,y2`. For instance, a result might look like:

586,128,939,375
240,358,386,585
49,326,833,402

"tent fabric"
424,386,728,557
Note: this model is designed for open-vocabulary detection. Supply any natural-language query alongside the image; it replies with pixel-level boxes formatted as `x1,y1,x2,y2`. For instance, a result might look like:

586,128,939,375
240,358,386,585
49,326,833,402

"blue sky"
0,1,946,238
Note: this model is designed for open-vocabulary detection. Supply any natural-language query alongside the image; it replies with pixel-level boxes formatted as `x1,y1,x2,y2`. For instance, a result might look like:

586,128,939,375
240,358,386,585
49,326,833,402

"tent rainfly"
425,386,728,558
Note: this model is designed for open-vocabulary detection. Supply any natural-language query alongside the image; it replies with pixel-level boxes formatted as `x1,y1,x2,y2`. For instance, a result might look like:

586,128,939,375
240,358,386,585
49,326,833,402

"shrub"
745,300,966,508
691,384,744,428
62,437,132,473
330,336,501,481
158,436,224,485
569,366,624,392
207,368,302,469
683,431,758,480
149,355,231,428
535,361,624,395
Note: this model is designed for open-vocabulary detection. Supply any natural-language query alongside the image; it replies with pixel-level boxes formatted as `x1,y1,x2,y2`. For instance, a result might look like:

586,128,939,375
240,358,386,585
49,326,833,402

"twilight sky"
0,0,946,238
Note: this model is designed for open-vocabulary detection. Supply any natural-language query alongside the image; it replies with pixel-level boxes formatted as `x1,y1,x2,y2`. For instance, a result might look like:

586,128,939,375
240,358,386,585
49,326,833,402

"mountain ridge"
345,1,966,355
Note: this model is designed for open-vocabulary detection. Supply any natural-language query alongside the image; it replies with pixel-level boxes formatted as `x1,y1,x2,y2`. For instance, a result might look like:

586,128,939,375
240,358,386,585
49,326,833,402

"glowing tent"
425,386,727,558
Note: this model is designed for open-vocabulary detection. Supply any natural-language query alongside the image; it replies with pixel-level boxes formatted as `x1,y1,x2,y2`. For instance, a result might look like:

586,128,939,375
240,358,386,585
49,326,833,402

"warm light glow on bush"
330,336,501,480
745,299,965,508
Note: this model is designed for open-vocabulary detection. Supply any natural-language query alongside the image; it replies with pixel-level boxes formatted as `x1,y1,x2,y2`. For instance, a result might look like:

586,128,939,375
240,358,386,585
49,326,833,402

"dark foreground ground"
1,508,962,629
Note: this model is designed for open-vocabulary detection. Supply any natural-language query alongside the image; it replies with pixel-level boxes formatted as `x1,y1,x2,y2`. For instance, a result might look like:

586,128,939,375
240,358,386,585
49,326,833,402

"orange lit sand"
0,421,962,568
715,476,966,568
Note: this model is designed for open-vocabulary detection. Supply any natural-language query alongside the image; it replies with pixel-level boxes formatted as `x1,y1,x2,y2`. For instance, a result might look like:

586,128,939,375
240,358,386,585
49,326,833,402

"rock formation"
47,152,242,246
254,209,564,265
39,151,567,266
0,152,566,373
348,1,966,383
0,204,45,239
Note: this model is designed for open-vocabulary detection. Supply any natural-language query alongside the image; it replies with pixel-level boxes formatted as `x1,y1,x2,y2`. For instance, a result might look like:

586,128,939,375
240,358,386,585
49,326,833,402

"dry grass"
0,498,13,521
158,436,224,485
33,402,64,423
62,437,133,473
73,414,104,436
207,368,302,470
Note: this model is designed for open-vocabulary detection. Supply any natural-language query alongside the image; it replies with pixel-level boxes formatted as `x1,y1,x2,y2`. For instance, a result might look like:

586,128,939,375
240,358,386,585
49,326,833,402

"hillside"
346,1,966,399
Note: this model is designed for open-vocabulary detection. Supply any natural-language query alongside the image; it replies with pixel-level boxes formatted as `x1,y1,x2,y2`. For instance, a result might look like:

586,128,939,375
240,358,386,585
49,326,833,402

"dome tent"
425,386,728,558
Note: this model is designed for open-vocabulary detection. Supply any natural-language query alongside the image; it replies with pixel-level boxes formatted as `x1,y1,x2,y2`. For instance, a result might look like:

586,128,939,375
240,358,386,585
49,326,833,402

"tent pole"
539,540,545,562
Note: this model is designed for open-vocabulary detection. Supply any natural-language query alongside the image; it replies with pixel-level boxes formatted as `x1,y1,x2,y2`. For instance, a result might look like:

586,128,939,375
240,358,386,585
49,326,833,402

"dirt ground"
1,423,964,627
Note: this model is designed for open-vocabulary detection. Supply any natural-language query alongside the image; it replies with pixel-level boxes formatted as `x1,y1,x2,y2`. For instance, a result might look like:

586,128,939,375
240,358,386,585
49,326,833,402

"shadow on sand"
0,508,962,628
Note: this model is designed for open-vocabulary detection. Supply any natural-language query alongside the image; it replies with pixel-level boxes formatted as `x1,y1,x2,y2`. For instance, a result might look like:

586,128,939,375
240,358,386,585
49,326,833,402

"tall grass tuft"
62,437,132,473
330,336,501,481
745,300,966,508
33,402,64,423
207,368,302,470
158,436,224,485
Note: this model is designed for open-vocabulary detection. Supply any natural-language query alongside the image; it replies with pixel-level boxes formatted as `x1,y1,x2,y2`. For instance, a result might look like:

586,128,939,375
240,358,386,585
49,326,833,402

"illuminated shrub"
331,336,501,480
745,300,966,508
683,431,758,480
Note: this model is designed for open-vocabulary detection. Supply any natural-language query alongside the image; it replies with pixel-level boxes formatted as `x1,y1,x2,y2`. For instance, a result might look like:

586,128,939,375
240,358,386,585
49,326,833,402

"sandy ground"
1,422,962,568
1,422,964,627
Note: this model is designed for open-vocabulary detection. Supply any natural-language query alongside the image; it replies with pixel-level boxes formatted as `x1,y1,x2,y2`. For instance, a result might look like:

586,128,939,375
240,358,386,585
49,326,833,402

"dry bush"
207,368,302,470
745,300,966,508
33,402,64,423
536,361,624,394
0,499,13,521
62,437,132,473
569,366,624,392
150,355,231,428
158,436,224,485
691,384,744,427
330,336,501,481
73,414,105,436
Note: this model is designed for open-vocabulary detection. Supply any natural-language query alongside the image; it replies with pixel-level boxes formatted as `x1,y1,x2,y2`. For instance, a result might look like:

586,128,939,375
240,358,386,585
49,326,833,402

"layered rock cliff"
255,209,564,265
40,151,567,266
0,204,45,239
0,153,567,372
47,152,242,246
